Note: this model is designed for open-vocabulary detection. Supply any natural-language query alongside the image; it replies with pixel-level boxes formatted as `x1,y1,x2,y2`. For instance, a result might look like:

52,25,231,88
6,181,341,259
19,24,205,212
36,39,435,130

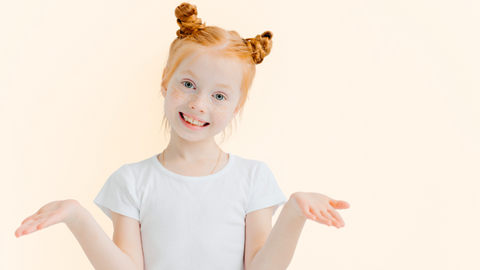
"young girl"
15,3,350,270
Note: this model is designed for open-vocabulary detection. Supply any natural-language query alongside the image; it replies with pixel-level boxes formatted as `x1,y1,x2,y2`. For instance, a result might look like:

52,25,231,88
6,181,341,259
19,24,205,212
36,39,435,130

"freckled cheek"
168,86,189,102
212,106,235,122
165,87,191,119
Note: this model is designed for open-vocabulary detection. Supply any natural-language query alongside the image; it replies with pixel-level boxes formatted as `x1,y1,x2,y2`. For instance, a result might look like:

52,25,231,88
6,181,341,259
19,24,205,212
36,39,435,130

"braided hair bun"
243,31,273,64
173,2,273,65
175,3,206,39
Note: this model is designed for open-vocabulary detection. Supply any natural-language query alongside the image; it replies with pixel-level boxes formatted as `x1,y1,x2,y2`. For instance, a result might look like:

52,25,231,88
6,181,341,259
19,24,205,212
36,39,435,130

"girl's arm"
247,198,307,270
248,192,349,270
15,199,142,270
66,205,143,270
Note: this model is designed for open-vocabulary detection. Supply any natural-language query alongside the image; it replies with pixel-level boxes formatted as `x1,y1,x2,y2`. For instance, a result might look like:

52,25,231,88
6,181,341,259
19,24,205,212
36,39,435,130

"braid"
175,2,206,39
243,31,273,64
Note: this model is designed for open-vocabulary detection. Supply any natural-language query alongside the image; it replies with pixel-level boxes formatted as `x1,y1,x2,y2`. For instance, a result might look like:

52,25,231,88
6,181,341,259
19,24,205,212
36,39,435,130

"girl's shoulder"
229,153,271,172
110,154,159,176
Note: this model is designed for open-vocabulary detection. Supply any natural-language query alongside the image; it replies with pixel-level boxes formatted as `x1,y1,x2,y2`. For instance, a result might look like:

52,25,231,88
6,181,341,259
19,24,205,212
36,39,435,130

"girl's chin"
175,133,213,143
173,127,226,142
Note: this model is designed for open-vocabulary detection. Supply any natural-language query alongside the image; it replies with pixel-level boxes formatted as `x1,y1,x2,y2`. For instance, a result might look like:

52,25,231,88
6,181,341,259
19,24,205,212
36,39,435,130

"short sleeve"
93,165,140,221
246,162,288,216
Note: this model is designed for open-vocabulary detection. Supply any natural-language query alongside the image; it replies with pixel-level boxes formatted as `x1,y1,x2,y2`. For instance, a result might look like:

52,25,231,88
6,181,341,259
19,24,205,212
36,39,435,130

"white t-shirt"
93,153,288,270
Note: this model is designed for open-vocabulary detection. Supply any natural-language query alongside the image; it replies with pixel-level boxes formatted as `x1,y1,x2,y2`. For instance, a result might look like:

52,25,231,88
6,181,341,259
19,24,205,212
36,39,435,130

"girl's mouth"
179,112,210,130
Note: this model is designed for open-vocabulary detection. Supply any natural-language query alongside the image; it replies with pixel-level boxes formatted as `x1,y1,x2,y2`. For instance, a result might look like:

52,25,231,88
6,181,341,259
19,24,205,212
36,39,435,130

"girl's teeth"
182,114,206,126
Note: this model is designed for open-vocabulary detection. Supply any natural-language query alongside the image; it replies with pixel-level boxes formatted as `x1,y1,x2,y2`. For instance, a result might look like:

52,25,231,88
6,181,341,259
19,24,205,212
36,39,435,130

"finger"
37,213,63,230
22,220,44,235
328,208,345,227
21,213,39,225
302,204,317,220
330,200,350,209
15,224,27,237
312,206,332,226
321,210,341,228
20,218,36,227
16,219,36,237
21,221,38,235
338,200,350,209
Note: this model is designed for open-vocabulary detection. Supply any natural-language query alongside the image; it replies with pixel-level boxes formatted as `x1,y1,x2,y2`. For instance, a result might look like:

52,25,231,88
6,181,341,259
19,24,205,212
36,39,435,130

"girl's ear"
231,104,240,120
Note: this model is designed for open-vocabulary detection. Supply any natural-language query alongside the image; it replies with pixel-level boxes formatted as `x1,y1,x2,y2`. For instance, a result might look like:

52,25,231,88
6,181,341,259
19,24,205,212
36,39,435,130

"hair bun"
243,31,273,64
175,2,206,39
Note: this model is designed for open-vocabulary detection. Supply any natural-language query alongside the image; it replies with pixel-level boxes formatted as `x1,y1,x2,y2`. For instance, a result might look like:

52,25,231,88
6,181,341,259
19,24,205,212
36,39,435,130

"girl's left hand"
288,192,350,228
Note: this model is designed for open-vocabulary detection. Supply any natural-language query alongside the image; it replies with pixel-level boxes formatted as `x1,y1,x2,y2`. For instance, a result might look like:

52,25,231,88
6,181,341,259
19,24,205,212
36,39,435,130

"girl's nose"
188,94,208,113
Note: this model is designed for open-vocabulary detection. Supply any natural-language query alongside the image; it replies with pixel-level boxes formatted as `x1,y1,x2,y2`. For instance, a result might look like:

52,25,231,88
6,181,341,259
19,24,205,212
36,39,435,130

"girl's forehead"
176,52,243,87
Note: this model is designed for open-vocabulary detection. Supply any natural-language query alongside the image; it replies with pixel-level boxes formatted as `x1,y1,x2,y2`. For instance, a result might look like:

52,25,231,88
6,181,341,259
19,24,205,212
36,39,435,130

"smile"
179,112,210,128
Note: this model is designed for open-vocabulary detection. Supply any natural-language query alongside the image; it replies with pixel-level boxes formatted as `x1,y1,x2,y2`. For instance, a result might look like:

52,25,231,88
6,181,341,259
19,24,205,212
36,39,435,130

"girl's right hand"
15,199,82,238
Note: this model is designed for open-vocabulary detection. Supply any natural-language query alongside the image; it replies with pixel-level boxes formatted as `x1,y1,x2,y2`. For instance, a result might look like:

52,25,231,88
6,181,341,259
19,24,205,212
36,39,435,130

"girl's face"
162,51,243,142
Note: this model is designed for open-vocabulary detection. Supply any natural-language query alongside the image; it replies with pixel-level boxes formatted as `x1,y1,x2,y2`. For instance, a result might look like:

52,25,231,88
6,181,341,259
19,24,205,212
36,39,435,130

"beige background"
2,0,479,269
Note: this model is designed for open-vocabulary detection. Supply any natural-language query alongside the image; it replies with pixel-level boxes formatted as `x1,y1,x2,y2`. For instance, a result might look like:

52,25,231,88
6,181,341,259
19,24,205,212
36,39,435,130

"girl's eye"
182,81,195,89
214,93,226,101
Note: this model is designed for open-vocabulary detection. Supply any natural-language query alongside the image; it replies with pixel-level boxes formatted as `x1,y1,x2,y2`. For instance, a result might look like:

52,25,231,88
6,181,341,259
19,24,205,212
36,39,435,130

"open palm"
15,199,81,238
288,192,350,228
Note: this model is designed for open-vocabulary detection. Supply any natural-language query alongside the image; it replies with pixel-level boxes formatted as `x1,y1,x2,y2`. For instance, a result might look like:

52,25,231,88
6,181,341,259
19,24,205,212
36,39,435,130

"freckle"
213,106,231,121
170,87,187,101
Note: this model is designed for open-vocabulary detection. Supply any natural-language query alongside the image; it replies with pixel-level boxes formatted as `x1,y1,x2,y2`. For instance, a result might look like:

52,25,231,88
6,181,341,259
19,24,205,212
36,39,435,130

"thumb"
330,200,350,209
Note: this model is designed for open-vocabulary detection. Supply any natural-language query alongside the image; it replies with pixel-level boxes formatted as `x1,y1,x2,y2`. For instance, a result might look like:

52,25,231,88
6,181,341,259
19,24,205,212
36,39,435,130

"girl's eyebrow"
184,69,199,80
182,69,232,91
215,83,232,90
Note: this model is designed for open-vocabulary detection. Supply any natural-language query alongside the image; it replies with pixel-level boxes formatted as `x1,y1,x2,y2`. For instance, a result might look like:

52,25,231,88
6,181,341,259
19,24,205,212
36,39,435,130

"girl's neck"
165,129,222,162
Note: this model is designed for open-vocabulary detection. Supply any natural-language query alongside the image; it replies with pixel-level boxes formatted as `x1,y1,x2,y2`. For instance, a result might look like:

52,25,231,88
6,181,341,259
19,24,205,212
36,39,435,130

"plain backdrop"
2,0,479,269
